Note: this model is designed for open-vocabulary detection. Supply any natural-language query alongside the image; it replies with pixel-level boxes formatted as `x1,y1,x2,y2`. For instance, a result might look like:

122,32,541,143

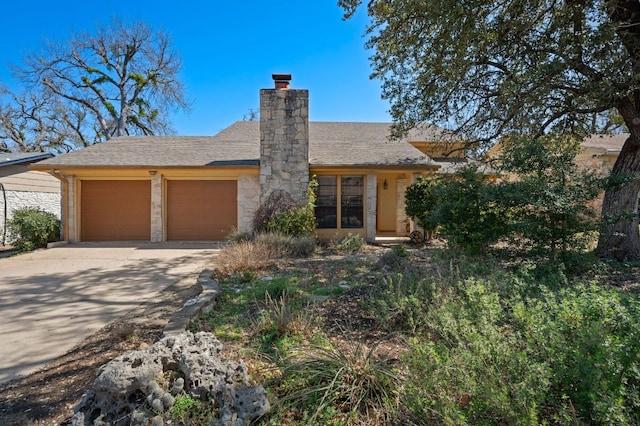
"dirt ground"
0,271,203,425
1,243,638,426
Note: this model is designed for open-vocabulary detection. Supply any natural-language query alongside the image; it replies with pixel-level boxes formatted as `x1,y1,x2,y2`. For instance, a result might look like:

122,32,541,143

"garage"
80,180,151,241
166,180,237,241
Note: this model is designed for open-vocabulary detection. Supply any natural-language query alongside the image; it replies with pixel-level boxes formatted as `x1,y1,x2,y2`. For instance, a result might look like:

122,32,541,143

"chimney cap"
272,73,292,82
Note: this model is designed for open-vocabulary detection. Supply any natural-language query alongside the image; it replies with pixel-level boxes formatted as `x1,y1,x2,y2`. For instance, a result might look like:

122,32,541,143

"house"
1,152,61,243
574,133,626,174
32,75,462,243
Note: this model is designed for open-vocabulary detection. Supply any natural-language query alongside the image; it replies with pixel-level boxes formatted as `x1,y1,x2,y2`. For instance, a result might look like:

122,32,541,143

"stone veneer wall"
150,175,163,242
238,175,260,234
396,178,408,236
259,88,309,205
0,190,61,241
366,174,377,241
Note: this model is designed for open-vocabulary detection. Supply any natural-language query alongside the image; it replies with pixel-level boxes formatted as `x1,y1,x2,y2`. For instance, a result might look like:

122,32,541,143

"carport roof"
1,152,54,167
34,121,458,169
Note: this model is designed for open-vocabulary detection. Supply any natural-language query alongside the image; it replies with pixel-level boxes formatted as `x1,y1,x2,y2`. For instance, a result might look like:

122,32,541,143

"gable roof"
0,152,54,167
34,121,456,169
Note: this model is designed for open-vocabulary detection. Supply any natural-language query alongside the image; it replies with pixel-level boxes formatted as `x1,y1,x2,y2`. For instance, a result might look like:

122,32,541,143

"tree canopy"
340,0,640,259
0,19,188,152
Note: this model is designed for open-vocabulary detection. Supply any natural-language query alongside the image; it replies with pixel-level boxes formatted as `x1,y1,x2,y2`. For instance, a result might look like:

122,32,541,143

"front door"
377,176,396,233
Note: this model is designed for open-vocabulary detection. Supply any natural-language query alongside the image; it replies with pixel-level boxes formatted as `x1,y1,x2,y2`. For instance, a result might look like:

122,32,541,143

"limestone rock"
71,331,269,426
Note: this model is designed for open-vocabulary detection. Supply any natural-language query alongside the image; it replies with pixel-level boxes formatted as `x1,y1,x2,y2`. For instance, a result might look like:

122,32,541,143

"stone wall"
238,174,260,234
396,178,408,235
150,174,163,242
259,88,309,205
0,190,61,241
0,190,61,221
366,174,377,241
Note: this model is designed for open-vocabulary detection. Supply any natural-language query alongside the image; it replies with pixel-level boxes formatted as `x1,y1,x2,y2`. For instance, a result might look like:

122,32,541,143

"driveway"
0,242,220,384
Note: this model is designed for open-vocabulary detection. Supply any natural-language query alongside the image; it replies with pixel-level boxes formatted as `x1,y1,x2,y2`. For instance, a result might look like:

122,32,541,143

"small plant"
280,338,401,424
259,290,298,339
226,227,253,243
169,395,216,425
391,244,408,258
7,207,60,251
331,233,365,254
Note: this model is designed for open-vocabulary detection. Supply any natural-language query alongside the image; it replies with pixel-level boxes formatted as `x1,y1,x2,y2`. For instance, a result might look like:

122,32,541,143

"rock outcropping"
71,332,269,426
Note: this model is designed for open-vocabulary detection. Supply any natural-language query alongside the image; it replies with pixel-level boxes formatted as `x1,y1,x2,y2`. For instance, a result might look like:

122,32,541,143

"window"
341,176,364,228
315,176,337,229
315,175,364,229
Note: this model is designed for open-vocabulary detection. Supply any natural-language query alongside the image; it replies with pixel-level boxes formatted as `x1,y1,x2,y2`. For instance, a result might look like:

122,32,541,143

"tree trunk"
597,134,640,260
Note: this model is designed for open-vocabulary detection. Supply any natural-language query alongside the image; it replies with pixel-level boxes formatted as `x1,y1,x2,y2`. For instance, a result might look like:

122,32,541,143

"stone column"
366,174,377,241
396,178,408,236
150,174,163,242
67,176,76,242
259,75,309,205
238,175,260,234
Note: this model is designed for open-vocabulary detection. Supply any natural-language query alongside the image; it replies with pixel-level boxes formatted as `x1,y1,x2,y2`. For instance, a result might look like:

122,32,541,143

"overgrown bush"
406,135,603,260
254,179,318,237
253,190,298,235
402,278,640,425
267,206,316,237
404,175,442,240
493,134,603,259
7,207,60,251
429,165,507,253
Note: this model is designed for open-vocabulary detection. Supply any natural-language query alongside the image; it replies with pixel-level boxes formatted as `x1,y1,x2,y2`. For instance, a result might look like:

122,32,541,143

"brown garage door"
81,180,151,241
167,180,237,241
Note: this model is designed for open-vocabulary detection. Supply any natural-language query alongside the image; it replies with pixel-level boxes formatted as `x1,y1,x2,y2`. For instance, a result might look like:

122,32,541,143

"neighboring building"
0,152,61,243
32,75,463,243
575,133,626,175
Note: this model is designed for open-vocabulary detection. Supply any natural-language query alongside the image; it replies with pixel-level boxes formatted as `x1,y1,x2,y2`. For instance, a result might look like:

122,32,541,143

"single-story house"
32,74,464,243
1,152,61,243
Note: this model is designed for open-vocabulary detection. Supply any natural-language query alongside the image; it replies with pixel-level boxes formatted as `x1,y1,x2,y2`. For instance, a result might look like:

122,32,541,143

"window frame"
314,174,365,231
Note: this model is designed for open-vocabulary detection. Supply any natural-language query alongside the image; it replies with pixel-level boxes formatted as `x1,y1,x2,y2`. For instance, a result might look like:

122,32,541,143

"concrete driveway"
0,242,220,384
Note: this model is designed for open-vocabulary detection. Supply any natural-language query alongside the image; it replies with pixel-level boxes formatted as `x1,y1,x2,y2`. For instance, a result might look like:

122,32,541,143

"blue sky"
0,1,390,136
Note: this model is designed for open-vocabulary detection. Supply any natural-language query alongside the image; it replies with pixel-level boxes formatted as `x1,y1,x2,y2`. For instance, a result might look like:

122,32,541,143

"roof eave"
1,153,54,167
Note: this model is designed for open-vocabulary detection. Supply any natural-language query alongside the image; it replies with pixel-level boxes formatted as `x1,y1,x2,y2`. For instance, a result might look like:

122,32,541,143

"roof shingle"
35,121,455,168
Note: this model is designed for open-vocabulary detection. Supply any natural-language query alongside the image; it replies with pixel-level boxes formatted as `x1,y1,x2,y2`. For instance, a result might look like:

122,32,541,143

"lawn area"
190,234,640,425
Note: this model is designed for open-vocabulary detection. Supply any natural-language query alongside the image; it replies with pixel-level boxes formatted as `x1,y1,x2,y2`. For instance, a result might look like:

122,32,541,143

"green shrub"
255,179,318,237
405,175,442,239
267,206,316,237
7,207,60,251
368,273,433,333
402,278,640,425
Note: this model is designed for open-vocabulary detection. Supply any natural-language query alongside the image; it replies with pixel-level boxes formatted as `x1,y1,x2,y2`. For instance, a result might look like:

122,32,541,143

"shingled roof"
35,121,456,169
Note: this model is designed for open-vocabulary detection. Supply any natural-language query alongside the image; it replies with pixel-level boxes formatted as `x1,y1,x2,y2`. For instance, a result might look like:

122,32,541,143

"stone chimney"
259,74,310,205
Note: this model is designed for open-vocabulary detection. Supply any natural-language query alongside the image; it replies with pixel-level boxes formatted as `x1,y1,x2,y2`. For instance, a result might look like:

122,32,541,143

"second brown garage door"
167,180,237,241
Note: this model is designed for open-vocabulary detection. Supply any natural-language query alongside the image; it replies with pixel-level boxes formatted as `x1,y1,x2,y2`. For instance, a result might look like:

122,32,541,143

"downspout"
49,170,68,242
0,183,6,246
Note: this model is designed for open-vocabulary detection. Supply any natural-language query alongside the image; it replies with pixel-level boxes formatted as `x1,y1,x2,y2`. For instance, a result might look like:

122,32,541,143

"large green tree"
0,19,188,152
340,0,640,260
